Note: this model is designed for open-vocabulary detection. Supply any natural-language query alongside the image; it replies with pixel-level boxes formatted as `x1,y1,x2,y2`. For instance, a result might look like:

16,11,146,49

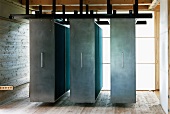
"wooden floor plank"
0,91,165,114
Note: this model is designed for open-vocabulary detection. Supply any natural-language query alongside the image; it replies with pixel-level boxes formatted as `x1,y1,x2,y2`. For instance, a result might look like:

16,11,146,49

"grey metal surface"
30,19,55,102
65,27,70,92
70,19,96,103
30,20,70,102
95,24,103,99
110,19,136,103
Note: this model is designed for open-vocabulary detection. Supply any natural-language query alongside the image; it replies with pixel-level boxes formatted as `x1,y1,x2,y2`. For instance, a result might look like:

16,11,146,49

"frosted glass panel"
102,64,110,90
136,15,154,37
103,38,110,63
136,38,155,63
136,64,155,90
99,25,110,37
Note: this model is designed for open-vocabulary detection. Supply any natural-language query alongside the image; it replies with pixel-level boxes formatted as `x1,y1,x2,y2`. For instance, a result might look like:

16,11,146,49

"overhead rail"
9,0,152,20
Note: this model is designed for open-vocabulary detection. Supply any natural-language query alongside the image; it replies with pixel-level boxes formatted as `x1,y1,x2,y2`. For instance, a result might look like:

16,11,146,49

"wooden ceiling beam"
21,0,152,6
32,5,149,12
154,5,160,11
148,0,160,10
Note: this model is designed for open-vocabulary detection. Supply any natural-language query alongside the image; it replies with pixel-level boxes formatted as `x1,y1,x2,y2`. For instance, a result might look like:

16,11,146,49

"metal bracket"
107,0,112,14
26,0,29,14
52,0,56,14
86,5,89,14
39,5,42,15
134,0,138,16
62,5,65,22
80,0,83,14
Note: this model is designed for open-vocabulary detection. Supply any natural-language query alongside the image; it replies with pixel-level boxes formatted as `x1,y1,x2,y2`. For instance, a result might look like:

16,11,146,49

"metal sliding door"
70,19,96,103
30,19,55,102
110,19,136,103
70,19,103,103
30,19,70,102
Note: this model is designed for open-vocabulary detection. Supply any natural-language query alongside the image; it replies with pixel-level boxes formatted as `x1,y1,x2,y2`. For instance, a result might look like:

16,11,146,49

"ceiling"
20,0,160,13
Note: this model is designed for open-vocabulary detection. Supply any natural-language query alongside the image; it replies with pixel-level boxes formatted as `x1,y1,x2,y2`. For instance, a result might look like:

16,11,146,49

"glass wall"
136,11,155,90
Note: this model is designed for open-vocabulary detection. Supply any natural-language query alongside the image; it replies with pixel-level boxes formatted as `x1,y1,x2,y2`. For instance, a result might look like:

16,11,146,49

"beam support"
62,5,65,21
134,0,138,16
107,0,111,14
86,5,89,14
26,0,29,14
39,5,42,14
80,0,83,14
52,0,56,14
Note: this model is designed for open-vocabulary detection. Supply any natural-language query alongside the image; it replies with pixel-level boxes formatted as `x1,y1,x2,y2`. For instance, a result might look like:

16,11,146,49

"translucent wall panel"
136,64,155,90
99,25,110,37
102,64,110,90
102,38,110,63
136,38,155,63
100,24,110,91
